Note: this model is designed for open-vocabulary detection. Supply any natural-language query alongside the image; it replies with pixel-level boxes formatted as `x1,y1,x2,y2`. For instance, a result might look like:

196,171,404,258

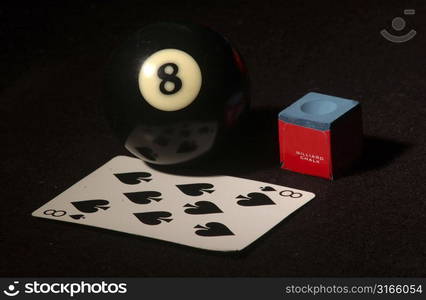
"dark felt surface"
1,0,425,276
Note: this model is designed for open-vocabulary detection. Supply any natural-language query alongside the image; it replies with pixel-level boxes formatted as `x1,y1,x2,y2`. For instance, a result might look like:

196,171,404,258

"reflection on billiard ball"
125,121,218,165
103,22,249,165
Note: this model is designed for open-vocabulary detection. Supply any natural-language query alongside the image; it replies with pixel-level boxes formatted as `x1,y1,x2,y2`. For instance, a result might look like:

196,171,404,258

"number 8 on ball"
138,49,202,112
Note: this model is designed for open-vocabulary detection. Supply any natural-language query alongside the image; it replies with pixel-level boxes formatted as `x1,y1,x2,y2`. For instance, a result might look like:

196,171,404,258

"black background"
1,0,425,276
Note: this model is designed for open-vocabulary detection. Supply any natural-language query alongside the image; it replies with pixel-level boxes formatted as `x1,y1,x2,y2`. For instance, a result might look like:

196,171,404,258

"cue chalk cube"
278,92,363,179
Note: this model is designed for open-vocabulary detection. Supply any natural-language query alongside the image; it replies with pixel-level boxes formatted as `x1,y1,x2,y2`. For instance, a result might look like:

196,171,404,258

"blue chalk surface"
278,92,360,130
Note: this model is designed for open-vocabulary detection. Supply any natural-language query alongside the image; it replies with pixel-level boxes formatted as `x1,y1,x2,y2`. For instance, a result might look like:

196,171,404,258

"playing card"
32,156,315,251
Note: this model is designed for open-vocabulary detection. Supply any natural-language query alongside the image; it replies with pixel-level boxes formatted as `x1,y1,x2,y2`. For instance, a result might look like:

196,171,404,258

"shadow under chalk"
352,135,411,175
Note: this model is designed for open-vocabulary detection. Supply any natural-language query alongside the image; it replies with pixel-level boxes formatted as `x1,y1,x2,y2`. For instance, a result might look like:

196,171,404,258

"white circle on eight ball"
138,49,202,112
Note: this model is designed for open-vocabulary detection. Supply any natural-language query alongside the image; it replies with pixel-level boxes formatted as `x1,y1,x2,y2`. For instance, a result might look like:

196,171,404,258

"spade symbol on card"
194,222,234,237
176,183,215,196
260,186,276,192
114,172,152,184
163,127,174,135
184,201,223,215
134,211,173,225
70,214,85,220
136,146,158,161
153,135,170,147
176,140,197,153
198,126,210,134
124,191,162,204
71,200,110,213
236,192,276,206
179,129,191,137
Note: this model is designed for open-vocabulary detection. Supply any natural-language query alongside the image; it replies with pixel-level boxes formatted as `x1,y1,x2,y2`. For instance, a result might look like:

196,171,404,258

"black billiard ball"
103,22,249,165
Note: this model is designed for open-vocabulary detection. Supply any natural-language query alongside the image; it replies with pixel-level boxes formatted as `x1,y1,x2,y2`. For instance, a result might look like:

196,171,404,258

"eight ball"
104,22,249,165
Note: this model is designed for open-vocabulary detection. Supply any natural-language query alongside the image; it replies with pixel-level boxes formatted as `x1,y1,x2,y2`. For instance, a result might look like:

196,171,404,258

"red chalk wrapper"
278,92,363,179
